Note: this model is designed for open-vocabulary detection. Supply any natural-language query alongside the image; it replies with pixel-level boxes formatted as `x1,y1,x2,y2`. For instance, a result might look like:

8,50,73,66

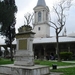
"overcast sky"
15,0,75,36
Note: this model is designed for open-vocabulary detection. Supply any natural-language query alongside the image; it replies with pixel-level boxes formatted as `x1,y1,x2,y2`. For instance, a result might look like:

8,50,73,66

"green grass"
0,59,75,66
51,67,75,75
34,60,75,67
0,59,75,75
35,60,75,75
0,58,14,65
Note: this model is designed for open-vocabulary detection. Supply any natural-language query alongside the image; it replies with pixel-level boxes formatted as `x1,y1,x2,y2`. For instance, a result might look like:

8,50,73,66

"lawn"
0,59,75,75
35,60,75,75
34,60,75,67
51,67,75,75
0,59,75,66
0,58,14,65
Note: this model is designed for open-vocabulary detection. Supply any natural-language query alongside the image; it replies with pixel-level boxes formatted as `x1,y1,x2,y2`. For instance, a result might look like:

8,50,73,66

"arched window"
38,27,40,31
38,11,41,22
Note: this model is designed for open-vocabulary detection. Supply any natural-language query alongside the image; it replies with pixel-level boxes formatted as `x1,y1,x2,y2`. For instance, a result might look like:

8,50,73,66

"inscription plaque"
19,39,27,50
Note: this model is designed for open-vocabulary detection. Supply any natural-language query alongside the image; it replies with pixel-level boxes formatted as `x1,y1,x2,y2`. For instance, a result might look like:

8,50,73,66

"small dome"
37,0,46,6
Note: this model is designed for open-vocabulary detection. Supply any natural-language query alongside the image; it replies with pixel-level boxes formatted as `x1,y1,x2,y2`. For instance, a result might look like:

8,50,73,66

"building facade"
32,0,75,60
33,0,50,38
1,0,75,60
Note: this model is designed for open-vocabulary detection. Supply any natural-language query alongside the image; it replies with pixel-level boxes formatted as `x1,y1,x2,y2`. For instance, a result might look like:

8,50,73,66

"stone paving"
50,72,63,75
50,65,75,69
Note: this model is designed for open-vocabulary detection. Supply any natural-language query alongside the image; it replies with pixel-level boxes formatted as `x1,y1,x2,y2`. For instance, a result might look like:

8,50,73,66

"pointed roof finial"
37,0,46,6
62,27,67,36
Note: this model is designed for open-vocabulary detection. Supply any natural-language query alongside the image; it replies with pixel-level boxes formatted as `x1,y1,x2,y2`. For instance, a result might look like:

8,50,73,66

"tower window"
38,11,41,22
38,27,41,31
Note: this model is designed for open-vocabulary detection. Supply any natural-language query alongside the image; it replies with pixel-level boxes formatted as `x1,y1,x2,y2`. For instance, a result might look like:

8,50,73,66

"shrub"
60,52,73,60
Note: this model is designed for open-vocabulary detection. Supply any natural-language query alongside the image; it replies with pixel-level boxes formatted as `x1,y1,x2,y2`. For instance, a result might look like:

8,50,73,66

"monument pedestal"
14,50,34,66
14,32,35,66
0,31,50,75
0,64,50,75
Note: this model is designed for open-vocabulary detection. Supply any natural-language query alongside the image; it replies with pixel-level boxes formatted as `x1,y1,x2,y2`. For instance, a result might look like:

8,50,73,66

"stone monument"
0,26,50,75
14,31,34,66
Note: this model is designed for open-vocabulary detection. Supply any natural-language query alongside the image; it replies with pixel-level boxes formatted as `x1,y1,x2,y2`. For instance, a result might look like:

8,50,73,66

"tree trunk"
10,38,13,61
9,26,13,61
56,30,61,62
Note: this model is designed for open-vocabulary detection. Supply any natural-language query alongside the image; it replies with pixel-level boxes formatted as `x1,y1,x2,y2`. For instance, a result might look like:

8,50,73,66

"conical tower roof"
37,0,46,6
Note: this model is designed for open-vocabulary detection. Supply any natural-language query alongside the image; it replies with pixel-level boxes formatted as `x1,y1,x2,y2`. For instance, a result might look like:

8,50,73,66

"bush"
60,52,73,60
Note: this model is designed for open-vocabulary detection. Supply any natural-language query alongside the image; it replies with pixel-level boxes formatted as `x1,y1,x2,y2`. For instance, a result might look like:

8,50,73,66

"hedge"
60,52,73,60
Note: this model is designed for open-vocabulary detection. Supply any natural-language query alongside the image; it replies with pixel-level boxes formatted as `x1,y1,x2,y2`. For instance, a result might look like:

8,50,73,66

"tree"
24,13,33,25
49,0,72,61
18,13,33,33
0,0,17,61
0,50,2,57
0,0,17,33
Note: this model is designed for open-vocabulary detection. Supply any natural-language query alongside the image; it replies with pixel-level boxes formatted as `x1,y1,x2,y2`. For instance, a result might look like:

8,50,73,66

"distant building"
32,0,75,59
33,0,50,38
0,0,75,60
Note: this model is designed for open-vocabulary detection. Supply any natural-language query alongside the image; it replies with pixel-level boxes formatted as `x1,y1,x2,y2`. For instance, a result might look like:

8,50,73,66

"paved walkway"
62,61,75,63
50,65,75,75
50,72,63,75
50,65,75,69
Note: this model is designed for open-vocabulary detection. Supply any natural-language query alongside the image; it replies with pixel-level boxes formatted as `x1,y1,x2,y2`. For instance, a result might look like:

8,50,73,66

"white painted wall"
33,6,50,38
33,24,50,38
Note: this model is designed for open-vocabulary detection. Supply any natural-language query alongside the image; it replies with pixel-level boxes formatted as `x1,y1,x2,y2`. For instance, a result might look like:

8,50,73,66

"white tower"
33,0,50,38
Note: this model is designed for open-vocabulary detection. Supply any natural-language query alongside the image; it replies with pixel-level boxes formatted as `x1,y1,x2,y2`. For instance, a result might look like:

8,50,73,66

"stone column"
42,45,46,60
44,47,46,60
14,31,35,66
68,44,70,52
55,46,57,55
68,46,70,52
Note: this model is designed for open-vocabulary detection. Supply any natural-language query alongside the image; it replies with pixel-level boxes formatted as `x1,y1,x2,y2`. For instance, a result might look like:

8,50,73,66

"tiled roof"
33,37,75,44
68,32,75,37
0,36,75,45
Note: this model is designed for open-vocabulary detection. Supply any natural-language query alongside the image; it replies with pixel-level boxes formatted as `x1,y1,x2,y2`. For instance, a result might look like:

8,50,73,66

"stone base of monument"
0,64,50,75
14,50,35,66
0,32,50,75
